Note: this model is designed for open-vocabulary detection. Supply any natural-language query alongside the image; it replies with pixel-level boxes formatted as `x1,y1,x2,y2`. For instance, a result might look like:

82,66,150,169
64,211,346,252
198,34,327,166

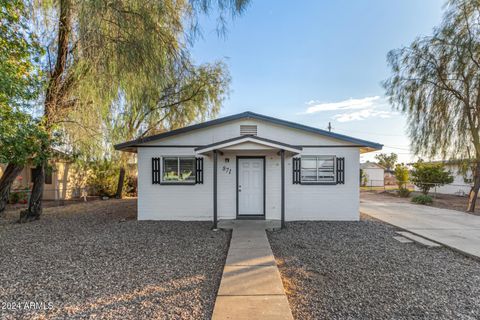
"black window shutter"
195,157,204,184
336,157,345,184
152,157,161,184
293,158,301,184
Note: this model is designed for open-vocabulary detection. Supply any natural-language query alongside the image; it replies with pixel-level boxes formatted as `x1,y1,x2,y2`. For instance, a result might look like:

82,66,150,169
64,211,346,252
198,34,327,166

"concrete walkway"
361,200,480,258
212,220,293,320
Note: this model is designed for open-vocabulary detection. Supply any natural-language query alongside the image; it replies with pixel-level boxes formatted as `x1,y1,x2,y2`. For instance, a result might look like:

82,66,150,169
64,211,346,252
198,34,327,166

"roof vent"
240,125,257,136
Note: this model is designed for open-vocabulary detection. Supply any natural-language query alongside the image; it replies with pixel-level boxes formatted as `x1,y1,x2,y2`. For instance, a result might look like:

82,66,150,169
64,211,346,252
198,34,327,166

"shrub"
411,161,453,195
9,189,29,204
394,164,409,189
411,194,433,205
397,187,411,198
86,160,125,197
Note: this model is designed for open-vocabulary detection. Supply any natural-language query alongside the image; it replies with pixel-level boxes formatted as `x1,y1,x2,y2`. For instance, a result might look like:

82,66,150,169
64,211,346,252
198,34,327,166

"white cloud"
301,95,397,122
333,108,396,122
305,96,380,113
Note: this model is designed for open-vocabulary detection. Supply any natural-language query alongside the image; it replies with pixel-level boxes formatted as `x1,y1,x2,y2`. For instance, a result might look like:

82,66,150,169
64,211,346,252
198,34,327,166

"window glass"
162,157,195,183
301,156,336,183
31,167,53,184
317,156,335,182
179,158,195,182
301,158,317,182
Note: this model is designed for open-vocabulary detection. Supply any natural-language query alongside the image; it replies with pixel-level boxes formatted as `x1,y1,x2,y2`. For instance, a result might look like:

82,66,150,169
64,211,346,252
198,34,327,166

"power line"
335,128,406,137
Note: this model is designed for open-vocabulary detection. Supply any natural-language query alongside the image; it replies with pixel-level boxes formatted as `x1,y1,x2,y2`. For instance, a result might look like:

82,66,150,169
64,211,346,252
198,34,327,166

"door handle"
238,185,242,192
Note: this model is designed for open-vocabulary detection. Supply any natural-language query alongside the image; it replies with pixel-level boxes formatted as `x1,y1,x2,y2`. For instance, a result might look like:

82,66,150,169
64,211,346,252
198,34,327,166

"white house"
360,162,385,187
115,111,382,227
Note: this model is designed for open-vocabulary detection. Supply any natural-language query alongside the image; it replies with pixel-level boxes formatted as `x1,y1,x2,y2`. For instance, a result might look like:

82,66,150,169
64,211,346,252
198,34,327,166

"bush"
411,194,433,205
86,160,125,197
394,164,409,190
397,187,411,198
411,161,453,195
9,189,29,204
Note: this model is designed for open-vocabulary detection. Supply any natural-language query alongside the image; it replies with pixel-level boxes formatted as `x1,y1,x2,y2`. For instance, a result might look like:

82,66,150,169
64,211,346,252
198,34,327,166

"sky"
190,0,445,163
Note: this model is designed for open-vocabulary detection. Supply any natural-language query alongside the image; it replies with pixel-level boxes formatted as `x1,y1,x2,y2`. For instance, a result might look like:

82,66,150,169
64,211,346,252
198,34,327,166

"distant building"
360,162,385,187
0,152,86,201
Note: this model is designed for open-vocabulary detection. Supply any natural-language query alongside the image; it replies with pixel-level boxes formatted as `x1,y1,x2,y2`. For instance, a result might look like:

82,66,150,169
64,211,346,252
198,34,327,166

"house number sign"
222,166,232,174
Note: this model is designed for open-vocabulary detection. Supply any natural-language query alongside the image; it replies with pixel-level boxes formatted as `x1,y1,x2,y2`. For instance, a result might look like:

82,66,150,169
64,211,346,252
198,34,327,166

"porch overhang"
194,135,302,155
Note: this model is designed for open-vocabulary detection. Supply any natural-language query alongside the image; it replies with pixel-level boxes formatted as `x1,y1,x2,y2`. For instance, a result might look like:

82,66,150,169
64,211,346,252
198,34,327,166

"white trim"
195,136,301,154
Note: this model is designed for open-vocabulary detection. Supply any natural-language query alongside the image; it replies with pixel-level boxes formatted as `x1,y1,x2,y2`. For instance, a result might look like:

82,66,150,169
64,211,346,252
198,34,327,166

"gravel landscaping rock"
0,199,230,319
267,214,480,320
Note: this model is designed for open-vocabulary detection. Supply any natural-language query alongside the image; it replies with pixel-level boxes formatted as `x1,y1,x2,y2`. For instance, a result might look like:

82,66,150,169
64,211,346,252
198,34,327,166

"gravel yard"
267,214,480,320
0,199,230,319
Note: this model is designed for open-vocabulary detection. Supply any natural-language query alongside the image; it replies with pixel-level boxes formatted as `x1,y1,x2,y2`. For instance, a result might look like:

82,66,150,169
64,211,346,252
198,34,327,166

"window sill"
159,181,196,185
300,182,337,185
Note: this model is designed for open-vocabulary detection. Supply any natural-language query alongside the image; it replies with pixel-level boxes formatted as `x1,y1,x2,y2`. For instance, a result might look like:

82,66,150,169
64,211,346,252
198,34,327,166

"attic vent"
240,125,257,136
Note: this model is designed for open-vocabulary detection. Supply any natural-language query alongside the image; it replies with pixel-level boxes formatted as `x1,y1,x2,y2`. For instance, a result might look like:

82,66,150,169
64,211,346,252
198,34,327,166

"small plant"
9,189,29,204
397,187,411,198
411,194,433,205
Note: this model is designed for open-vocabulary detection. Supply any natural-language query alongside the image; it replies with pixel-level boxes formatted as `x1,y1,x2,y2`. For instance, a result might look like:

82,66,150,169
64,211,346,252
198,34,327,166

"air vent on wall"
240,125,257,136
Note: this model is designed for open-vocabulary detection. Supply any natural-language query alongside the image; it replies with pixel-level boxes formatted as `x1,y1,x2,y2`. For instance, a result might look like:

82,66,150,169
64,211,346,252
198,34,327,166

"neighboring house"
360,162,385,187
0,153,85,201
115,111,382,226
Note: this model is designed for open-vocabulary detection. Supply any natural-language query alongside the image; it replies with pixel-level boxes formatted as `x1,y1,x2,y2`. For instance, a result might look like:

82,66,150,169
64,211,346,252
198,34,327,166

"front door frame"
236,156,266,220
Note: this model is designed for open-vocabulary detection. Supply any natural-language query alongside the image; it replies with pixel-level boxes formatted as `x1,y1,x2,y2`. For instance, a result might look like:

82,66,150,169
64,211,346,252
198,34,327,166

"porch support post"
281,149,285,229
213,150,218,229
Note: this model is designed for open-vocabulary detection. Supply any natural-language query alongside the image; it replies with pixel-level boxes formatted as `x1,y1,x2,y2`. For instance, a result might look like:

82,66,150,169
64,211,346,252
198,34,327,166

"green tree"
18,0,249,221
411,161,454,195
384,0,480,212
375,153,398,171
0,0,41,108
0,107,50,217
0,0,44,216
394,163,410,195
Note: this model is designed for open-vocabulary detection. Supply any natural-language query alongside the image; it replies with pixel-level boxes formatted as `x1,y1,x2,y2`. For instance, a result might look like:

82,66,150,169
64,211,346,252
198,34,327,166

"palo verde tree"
18,0,249,220
384,0,480,212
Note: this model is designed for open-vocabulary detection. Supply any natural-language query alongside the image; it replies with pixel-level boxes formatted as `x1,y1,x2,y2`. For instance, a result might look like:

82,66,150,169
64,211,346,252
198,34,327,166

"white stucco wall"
136,118,364,221
430,164,472,196
363,168,384,187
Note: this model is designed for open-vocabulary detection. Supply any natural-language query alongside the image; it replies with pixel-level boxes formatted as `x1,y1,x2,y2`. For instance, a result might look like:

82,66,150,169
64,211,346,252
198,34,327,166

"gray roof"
115,111,383,151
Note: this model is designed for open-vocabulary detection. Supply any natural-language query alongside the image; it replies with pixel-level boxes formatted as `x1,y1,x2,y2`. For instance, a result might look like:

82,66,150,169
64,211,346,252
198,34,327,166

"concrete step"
396,231,442,247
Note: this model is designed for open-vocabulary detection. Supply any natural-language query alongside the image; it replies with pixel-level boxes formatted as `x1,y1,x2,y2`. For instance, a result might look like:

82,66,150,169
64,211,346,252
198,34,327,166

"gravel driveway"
0,199,230,319
267,214,480,320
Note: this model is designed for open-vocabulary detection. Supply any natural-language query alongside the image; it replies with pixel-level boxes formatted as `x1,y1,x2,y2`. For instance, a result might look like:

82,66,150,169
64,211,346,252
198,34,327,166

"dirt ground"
361,190,480,215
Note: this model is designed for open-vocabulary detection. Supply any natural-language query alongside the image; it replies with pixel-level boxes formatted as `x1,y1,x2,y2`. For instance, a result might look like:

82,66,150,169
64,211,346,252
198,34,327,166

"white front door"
238,158,264,216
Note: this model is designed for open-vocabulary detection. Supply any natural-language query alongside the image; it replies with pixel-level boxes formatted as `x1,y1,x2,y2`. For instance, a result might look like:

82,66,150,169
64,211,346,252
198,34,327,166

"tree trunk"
22,0,73,222
0,163,24,217
467,161,480,212
19,163,45,223
115,167,126,199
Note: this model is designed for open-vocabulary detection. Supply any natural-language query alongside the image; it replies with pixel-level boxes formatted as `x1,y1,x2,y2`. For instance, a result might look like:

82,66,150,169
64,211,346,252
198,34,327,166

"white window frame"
161,156,196,184
301,155,336,184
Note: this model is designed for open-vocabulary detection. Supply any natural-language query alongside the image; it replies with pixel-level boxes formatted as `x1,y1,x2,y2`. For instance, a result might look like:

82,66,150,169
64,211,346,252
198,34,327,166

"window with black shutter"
152,157,161,184
293,158,301,184
336,157,345,184
196,157,204,184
